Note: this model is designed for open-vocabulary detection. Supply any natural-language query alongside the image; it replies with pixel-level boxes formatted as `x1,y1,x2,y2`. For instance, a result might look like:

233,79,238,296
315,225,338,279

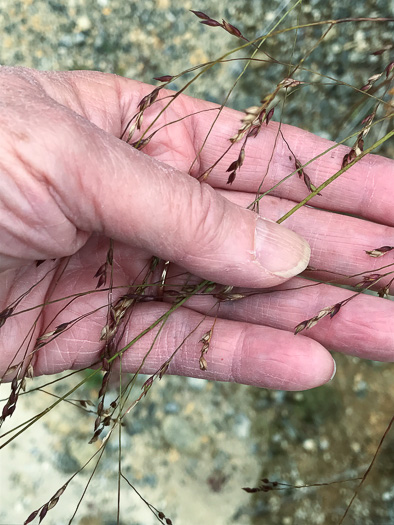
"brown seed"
303,173,313,192
159,362,170,379
142,376,154,389
53,485,67,500
200,331,211,344
365,246,394,257
280,78,304,88
199,356,208,371
47,498,59,511
0,306,15,328
265,107,275,125
96,273,107,289
361,113,373,125
371,45,392,55
227,171,236,184
154,75,174,82
131,137,152,150
295,158,304,177
24,509,39,524
386,61,394,78
94,262,106,278
200,19,222,27
378,285,390,298
88,427,104,444
330,303,342,318
226,160,238,173
222,19,243,38
368,73,382,83
39,504,48,523
247,125,260,138
190,10,210,20
294,320,308,335
3,364,19,377
54,322,69,335
97,400,104,416
341,153,350,168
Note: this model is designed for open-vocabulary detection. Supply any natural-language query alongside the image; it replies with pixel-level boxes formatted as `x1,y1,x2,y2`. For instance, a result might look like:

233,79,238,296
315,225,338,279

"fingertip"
254,218,311,282
235,326,336,391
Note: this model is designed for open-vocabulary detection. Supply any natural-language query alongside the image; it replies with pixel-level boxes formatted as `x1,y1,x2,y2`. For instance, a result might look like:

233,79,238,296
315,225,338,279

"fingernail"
330,358,337,381
255,218,311,278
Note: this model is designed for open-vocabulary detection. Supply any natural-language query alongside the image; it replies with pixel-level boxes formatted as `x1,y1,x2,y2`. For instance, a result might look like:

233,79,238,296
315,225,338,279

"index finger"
36,69,394,227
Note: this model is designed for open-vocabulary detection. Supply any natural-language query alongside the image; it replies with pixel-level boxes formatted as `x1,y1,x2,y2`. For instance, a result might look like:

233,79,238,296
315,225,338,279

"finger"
173,276,394,362
191,104,394,228
1,68,310,287
218,190,394,293
43,70,394,227
33,302,336,391
0,235,149,379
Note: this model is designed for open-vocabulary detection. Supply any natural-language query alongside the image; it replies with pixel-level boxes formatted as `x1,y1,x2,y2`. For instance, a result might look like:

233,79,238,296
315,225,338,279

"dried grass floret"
294,302,342,335
24,484,68,524
365,245,394,257
190,10,246,40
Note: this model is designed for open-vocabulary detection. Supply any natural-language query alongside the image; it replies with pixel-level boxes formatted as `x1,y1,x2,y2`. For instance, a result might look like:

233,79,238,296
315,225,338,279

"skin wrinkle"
230,324,250,384
0,157,39,224
230,323,331,388
0,166,81,257
166,94,198,168
336,317,391,357
47,128,110,234
70,75,122,136
361,157,375,214
47,338,70,373
185,182,229,261
67,337,100,370
4,104,97,247
256,360,306,388
0,149,88,265
29,70,110,135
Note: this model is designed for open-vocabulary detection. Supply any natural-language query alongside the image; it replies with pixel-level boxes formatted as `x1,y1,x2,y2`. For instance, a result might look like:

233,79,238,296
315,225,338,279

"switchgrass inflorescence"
0,4,393,524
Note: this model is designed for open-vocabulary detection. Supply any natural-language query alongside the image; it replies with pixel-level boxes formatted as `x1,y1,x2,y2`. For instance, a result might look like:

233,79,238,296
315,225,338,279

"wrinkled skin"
0,67,393,391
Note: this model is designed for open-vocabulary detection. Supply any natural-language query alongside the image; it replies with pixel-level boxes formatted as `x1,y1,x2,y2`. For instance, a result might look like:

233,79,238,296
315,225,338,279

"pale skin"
0,66,393,391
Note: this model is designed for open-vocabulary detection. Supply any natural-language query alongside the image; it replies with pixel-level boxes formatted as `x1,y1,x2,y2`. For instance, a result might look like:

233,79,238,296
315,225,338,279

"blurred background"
0,1,393,524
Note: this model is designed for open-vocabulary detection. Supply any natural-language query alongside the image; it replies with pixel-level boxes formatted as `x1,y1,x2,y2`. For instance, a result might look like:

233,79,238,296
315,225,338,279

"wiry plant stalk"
1,8,393,525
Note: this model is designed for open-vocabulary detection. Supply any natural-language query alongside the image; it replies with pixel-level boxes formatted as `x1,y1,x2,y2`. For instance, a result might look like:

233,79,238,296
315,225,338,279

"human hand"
0,67,393,391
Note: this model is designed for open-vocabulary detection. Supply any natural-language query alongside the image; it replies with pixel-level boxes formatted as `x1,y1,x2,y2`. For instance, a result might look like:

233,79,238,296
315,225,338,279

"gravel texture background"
0,1,393,525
